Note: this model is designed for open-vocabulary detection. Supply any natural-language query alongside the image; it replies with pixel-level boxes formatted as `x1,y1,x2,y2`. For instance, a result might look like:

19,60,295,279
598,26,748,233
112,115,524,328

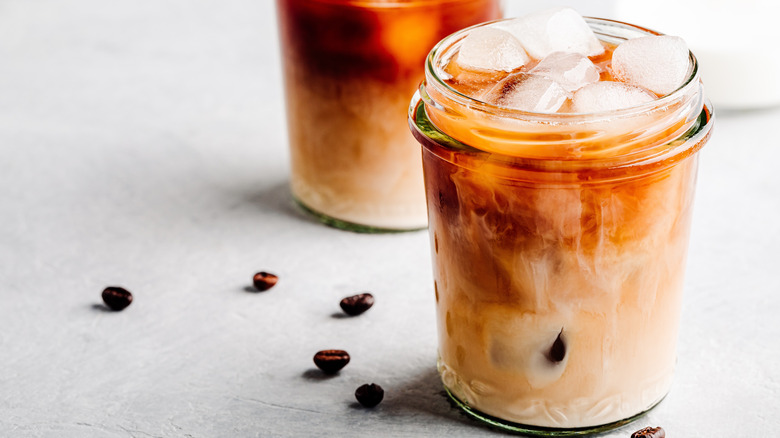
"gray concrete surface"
1,0,777,436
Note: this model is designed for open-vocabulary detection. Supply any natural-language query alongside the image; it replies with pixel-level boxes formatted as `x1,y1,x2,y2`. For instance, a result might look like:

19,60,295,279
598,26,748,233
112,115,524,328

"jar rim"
409,93,713,179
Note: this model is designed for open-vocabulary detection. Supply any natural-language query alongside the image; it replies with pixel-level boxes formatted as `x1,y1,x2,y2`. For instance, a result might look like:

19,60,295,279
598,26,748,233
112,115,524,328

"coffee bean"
340,293,374,316
313,350,350,374
355,383,384,408
631,426,666,438
545,329,566,363
101,286,133,311
252,272,278,291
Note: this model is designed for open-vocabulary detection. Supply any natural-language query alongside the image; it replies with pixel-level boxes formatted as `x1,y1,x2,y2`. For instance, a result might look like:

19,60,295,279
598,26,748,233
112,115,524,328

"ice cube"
611,35,690,95
456,27,530,72
500,7,604,60
530,52,600,92
485,306,570,388
571,81,656,113
483,74,569,113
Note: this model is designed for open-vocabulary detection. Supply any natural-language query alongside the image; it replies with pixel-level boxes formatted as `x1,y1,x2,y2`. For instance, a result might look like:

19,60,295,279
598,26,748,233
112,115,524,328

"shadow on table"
89,303,113,312
372,368,646,437
373,367,506,434
240,180,320,227
300,368,341,381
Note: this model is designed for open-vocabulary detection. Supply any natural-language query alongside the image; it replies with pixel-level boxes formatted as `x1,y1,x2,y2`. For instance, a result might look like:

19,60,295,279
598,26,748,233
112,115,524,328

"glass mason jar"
409,18,714,435
276,0,502,232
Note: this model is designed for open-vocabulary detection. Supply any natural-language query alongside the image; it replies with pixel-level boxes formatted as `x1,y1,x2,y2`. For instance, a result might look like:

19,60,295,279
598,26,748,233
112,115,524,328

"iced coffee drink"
409,8,713,434
276,0,500,231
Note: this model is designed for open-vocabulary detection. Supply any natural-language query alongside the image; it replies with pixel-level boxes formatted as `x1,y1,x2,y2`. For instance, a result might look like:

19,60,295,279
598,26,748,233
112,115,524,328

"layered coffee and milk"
276,0,500,230
411,7,712,429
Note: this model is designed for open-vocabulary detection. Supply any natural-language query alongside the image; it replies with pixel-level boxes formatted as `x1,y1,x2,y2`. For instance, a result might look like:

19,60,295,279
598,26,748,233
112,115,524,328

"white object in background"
614,0,780,110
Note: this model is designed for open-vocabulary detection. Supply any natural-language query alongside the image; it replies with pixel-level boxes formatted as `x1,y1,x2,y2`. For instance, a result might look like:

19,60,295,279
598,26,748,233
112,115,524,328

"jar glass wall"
409,17,713,435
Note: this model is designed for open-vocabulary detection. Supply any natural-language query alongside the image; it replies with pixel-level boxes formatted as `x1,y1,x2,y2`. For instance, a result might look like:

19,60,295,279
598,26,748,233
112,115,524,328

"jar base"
444,386,665,436
293,197,427,234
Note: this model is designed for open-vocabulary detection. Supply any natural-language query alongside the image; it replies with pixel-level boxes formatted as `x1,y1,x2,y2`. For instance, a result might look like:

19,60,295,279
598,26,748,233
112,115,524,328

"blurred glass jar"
615,0,780,110
276,0,502,232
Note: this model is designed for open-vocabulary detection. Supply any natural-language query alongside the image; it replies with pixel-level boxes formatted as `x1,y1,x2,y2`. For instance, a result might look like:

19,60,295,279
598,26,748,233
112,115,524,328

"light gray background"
1,0,778,436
